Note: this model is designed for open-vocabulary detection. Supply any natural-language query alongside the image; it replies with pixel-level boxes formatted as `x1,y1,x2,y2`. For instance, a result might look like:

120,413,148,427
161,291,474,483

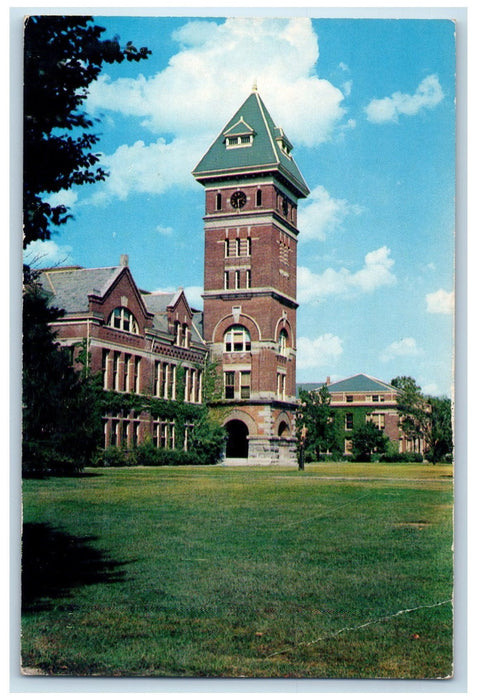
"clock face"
231,191,246,209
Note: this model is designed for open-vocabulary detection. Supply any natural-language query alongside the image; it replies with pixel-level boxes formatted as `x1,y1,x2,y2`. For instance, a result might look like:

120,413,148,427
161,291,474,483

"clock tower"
193,87,309,465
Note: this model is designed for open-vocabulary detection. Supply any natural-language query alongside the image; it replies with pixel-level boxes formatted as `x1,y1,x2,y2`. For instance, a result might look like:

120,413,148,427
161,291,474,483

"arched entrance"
225,420,249,458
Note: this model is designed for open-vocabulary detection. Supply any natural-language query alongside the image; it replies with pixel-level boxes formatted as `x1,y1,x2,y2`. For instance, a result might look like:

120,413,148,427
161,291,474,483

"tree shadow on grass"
22,522,131,612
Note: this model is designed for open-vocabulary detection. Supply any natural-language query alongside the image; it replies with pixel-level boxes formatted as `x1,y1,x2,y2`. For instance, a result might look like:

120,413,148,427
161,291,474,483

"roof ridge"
254,91,280,166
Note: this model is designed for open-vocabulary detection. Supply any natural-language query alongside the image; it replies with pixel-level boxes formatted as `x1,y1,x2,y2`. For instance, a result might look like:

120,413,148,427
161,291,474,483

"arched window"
278,329,288,355
224,325,251,353
108,307,139,334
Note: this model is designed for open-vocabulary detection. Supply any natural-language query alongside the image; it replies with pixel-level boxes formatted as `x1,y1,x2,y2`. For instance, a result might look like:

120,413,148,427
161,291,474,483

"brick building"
38,257,207,451
37,88,312,464
192,87,309,465
298,374,426,455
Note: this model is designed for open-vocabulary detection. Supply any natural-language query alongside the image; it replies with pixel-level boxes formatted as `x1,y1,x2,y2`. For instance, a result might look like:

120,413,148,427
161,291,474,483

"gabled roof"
39,266,124,313
193,89,309,197
223,117,255,137
142,291,205,346
327,374,397,394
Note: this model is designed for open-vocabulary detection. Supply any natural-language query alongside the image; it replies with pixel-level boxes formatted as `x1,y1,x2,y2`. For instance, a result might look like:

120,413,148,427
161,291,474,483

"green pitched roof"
327,374,397,393
193,90,309,197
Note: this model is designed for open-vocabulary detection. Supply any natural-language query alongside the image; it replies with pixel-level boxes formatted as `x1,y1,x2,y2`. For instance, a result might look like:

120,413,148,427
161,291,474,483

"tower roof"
193,90,309,197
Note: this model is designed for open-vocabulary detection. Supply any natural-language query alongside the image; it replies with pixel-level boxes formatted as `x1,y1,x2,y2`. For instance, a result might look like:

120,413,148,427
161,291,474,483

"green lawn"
21,462,454,678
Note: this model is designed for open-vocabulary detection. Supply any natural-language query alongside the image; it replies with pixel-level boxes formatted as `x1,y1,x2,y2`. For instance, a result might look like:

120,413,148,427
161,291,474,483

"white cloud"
426,289,454,315
44,189,78,209
86,18,347,199
156,225,174,236
365,74,444,124
422,382,439,396
297,333,344,369
24,239,73,267
341,80,352,97
298,246,396,302
184,286,204,310
298,185,363,242
93,136,209,200
380,337,423,363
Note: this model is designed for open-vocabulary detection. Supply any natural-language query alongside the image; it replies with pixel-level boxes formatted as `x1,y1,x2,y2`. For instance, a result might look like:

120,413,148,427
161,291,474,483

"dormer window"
278,139,292,156
224,117,255,149
108,307,139,334
225,134,254,149
275,127,293,158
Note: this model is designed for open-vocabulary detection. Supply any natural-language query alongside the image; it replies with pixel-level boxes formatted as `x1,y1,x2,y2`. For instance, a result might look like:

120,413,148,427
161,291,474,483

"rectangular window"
224,271,229,289
161,363,168,398
154,361,160,397
345,413,354,430
235,270,241,289
171,365,176,400
372,395,379,402
113,352,120,391
369,413,385,430
111,419,120,447
235,238,240,256
240,371,251,399
122,420,129,447
196,370,202,403
161,422,168,449
247,237,252,256
132,421,140,447
184,367,190,402
216,192,222,210
102,349,110,390
190,369,197,403
133,357,141,394
123,354,131,392
277,373,286,399
246,269,251,288
224,238,230,257
224,371,235,399
346,395,353,403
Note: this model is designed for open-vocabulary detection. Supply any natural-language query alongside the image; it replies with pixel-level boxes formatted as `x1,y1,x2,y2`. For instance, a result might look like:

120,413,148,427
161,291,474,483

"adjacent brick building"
38,257,207,451
298,374,426,455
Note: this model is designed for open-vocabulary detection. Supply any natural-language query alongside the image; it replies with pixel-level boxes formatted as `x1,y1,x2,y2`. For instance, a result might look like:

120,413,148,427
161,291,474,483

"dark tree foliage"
391,375,453,464
297,386,339,461
23,15,150,247
22,272,103,474
351,421,389,462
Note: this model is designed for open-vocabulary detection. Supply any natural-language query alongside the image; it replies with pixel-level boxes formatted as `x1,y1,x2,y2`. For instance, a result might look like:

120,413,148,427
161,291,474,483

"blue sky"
24,15,456,397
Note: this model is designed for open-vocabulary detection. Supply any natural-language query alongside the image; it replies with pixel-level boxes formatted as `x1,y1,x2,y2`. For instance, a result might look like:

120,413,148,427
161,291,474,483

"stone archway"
225,419,249,458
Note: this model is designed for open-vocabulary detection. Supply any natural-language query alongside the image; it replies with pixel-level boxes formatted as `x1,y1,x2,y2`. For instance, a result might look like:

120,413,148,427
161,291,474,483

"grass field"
21,462,454,678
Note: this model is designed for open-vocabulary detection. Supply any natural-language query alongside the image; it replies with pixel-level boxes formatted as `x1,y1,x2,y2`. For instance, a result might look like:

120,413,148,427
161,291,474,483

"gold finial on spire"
252,79,258,92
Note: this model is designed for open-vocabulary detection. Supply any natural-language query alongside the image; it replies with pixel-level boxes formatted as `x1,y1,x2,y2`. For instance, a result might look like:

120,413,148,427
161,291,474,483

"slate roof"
38,266,123,313
327,374,397,393
141,292,205,345
38,267,205,345
193,89,309,197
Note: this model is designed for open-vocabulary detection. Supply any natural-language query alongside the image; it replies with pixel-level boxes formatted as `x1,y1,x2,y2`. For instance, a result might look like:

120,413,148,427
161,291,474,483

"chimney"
120,254,129,267
326,376,331,385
